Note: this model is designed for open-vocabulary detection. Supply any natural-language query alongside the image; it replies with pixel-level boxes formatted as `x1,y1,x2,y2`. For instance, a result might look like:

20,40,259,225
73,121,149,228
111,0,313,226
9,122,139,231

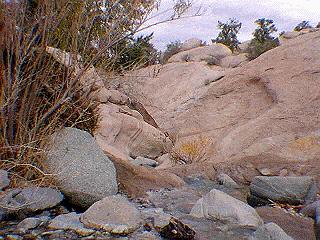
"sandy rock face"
117,30,320,180
95,103,172,159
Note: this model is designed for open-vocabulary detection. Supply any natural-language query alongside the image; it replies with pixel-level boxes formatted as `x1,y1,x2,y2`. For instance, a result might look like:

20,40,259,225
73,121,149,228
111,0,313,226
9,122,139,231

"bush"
0,0,159,185
161,41,182,63
170,136,210,165
212,18,242,52
247,38,279,60
247,18,279,60
294,21,312,31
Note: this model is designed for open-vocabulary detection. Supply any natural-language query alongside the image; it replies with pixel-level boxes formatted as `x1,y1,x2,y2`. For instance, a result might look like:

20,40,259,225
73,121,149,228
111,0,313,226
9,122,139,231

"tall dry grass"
0,0,194,186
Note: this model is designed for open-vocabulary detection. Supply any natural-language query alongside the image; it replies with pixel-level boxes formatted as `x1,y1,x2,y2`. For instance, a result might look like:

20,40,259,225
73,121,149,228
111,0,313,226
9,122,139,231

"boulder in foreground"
190,188,263,228
45,127,118,208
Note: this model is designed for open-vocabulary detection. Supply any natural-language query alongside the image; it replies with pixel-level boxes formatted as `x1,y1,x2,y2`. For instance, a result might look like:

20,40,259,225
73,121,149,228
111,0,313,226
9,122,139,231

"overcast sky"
139,0,320,50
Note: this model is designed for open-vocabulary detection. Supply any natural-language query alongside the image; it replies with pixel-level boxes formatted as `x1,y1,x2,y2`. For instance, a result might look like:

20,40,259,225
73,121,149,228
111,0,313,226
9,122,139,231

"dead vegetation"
0,0,194,186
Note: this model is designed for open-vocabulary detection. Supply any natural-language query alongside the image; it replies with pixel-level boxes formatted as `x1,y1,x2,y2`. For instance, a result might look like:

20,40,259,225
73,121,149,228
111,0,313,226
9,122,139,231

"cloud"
139,0,320,50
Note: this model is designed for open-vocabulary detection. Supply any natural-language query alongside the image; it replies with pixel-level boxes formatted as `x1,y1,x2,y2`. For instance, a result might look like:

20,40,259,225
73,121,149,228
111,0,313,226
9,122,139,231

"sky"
139,0,320,50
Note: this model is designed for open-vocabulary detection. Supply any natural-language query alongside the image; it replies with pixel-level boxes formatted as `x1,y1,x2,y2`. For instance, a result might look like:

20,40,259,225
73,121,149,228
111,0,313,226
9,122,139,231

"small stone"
300,200,320,218
141,208,172,229
5,235,23,240
258,168,273,176
17,217,42,232
252,222,294,240
279,169,288,176
0,170,10,190
81,195,142,234
48,212,94,237
217,173,239,188
131,157,158,167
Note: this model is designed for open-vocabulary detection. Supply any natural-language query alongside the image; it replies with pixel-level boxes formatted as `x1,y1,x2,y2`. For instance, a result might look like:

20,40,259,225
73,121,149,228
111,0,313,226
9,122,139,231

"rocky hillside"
1,29,320,240
110,28,320,183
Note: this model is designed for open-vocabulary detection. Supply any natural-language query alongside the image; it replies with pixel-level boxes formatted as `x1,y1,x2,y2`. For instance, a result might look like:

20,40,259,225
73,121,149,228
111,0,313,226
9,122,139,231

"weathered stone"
131,157,158,167
0,170,10,190
250,176,317,204
49,212,95,237
216,173,239,188
141,208,172,229
168,44,232,63
257,168,273,176
181,38,203,51
256,206,316,240
45,127,118,208
219,54,248,68
17,217,42,232
252,223,294,240
203,71,225,85
190,189,263,227
81,195,142,234
300,200,320,218
0,188,63,220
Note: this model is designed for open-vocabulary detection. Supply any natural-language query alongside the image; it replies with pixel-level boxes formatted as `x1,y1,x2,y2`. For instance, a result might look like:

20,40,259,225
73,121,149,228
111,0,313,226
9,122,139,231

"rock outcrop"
115,29,320,183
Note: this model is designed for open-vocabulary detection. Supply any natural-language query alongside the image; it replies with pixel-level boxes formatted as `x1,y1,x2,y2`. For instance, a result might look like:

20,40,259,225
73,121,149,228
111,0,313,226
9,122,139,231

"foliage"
212,18,242,52
294,21,312,31
0,0,161,185
114,33,160,71
161,40,182,63
170,136,210,165
247,18,279,60
253,18,277,43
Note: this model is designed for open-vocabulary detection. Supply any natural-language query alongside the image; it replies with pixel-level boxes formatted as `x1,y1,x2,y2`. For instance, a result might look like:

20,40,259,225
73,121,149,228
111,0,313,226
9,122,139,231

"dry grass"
170,136,211,165
0,1,195,186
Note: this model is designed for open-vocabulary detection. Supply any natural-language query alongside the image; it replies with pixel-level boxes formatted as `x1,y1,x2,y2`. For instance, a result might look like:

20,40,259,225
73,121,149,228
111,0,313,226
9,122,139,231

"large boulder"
190,189,263,228
101,145,184,198
95,103,172,159
250,176,317,205
218,54,248,68
168,44,232,63
80,195,142,235
45,127,118,208
181,38,203,51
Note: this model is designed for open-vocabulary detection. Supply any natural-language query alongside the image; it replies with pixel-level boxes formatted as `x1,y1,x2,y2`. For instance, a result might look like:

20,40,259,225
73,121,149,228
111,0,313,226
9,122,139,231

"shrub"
170,136,210,165
247,18,279,60
0,0,159,185
212,18,242,52
247,38,279,60
161,41,183,63
294,21,312,31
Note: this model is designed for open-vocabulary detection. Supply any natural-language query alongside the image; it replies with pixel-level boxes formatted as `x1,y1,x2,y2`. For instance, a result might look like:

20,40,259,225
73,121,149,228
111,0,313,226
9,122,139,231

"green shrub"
294,21,312,31
247,38,279,60
247,18,279,60
212,18,242,52
161,41,182,63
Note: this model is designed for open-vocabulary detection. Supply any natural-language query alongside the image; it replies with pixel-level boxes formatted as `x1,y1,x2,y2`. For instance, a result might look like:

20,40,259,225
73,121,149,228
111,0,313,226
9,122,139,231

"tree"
247,18,279,60
294,21,312,31
212,18,242,52
161,40,182,63
253,18,277,43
